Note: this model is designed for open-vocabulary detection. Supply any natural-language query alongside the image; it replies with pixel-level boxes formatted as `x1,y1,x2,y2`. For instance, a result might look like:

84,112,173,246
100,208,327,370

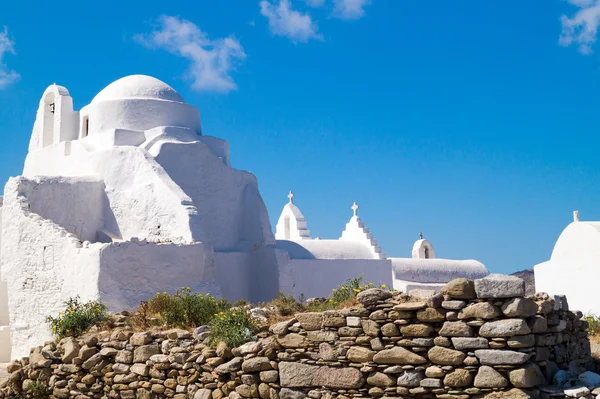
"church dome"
91,75,185,104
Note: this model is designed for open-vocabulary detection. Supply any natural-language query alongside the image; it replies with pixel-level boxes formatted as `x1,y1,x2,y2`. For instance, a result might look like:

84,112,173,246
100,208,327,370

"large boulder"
474,274,525,299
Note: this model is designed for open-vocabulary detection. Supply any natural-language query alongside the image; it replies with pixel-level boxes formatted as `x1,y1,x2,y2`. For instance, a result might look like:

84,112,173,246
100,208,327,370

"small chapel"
0,75,488,361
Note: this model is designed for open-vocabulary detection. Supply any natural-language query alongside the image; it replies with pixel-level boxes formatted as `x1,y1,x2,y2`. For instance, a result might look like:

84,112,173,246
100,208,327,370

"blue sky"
1,0,600,274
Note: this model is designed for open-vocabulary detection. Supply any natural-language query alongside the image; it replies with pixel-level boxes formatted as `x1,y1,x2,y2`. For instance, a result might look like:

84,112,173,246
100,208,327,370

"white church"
0,75,488,361
535,210,600,315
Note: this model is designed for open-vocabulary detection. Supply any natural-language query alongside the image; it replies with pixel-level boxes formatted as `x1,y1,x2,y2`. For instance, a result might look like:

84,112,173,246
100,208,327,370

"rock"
417,308,446,323
397,370,425,387
347,346,375,363
501,298,538,318
507,335,535,348
236,341,263,356
427,346,466,366
564,387,590,398
400,324,434,337
458,302,502,320
393,302,427,311
474,349,530,366
441,278,476,299
278,333,308,348
483,388,532,399
361,320,380,337
260,370,279,383
508,363,545,388
270,319,296,336
194,389,212,399
527,316,548,333
307,331,338,342
373,346,427,365
216,341,232,359
357,288,392,307
242,357,272,372
441,300,467,310
381,323,400,337
322,311,346,327
451,337,489,350
130,332,152,346
81,353,103,369
131,363,149,376
367,372,395,387
61,337,80,363
116,350,133,364
215,357,243,374
295,313,323,331
346,316,361,327
279,362,364,389
444,369,473,387
133,345,160,363
439,321,473,337
280,388,306,399
420,378,442,388
479,319,531,337
318,342,338,361
579,371,600,388
474,366,508,388
474,274,525,299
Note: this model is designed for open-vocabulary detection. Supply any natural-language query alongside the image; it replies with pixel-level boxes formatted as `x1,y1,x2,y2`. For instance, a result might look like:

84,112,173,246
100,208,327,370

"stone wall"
0,274,592,399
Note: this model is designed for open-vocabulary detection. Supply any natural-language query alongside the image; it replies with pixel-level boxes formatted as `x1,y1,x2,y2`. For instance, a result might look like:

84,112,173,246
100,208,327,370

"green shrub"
585,313,600,336
147,287,230,328
308,276,379,311
209,308,255,348
269,292,305,316
27,381,49,398
46,296,108,339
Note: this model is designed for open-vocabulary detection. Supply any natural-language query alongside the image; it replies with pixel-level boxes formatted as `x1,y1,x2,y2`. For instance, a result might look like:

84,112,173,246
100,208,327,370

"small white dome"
92,75,185,104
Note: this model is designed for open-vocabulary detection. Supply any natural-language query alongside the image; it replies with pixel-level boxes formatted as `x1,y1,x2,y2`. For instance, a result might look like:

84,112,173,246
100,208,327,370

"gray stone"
215,357,243,374
420,378,442,388
270,319,296,336
242,357,272,372
397,370,425,387
474,366,508,388
442,300,467,310
361,319,380,337
441,278,476,299
279,362,364,389
357,288,392,307
527,316,548,333
381,323,400,337
133,345,160,363
501,298,539,318
451,337,489,350
439,321,473,337
508,363,545,388
474,274,525,299
474,349,530,366
373,346,427,365
427,346,466,366
280,388,306,399
479,319,531,337
507,335,535,348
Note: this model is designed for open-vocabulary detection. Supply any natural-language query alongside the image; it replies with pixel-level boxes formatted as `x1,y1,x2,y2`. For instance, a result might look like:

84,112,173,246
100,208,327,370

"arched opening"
283,215,291,239
42,92,56,147
424,246,430,259
81,115,89,138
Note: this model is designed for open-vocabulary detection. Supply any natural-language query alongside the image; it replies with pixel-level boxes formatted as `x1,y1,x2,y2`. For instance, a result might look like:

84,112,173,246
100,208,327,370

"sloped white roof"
276,239,379,260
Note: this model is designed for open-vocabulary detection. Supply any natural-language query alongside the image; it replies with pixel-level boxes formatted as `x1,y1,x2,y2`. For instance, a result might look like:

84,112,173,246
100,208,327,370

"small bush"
586,313,600,336
27,381,49,398
146,287,230,328
46,296,108,339
270,292,305,316
209,308,255,348
308,277,379,311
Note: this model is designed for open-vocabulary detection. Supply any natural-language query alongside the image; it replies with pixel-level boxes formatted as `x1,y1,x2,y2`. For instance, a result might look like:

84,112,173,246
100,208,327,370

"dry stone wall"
0,274,593,399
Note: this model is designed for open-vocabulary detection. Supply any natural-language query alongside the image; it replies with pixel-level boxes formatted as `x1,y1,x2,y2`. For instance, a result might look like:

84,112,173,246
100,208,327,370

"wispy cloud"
560,0,600,54
332,0,372,20
305,0,326,7
0,27,19,89
135,16,246,93
260,0,322,43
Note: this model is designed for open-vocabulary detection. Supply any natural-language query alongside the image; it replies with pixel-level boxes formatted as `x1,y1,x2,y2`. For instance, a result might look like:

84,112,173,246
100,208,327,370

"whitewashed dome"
91,75,185,104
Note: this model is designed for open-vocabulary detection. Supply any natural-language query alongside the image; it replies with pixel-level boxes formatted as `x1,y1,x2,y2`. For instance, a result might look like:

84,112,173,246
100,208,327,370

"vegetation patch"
46,296,108,339
209,308,255,348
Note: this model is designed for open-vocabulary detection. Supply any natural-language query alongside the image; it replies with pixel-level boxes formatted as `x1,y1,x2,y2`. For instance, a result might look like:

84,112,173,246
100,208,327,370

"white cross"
352,202,359,217
288,191,294,204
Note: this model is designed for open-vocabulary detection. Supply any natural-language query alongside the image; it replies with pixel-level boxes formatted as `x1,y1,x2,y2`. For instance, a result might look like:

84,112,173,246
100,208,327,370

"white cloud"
135,16,246,93
332,0,371,20
560,0,600,54
0,27,19,89
260,0,322,43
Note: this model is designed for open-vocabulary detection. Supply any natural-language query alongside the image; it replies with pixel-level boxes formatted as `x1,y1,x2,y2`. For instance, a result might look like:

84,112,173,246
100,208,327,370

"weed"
46,296,108,339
